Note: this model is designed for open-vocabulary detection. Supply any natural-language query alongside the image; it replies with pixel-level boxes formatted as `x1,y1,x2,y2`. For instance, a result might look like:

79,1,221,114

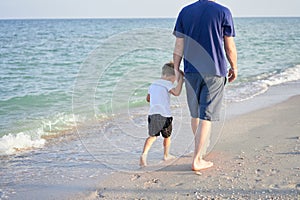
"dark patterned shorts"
148,114,173,138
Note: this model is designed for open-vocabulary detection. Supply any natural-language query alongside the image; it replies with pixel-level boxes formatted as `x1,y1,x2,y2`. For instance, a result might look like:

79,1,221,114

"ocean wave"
0,132,45,155
0,113,84,156
41,112,79,133
260,64,300,86
226,64,300,102
0,92,69,106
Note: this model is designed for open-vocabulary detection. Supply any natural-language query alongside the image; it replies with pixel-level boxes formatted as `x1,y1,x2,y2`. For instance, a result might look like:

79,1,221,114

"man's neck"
204,0,216,1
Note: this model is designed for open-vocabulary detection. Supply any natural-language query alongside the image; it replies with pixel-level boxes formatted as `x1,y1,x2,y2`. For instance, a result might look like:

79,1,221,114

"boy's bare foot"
140,154,147,167
163,154,176,161
192,159,213,171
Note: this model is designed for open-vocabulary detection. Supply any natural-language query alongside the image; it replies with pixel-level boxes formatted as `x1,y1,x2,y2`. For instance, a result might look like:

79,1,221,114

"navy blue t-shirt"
173,0,235,77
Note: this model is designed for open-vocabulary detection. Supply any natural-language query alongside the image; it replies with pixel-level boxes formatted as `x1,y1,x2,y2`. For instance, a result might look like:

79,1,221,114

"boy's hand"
146,94,150,102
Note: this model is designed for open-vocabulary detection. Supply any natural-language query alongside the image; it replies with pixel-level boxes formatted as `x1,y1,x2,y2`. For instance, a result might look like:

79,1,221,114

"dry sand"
84,95,300,200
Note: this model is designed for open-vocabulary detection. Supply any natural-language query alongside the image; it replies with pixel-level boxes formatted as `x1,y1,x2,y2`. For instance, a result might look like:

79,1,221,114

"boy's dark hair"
162,62,175,77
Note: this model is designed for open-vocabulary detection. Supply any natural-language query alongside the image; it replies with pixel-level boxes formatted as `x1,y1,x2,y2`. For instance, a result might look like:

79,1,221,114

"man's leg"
191,117,200,135
192,119,213,171
140,136,157,167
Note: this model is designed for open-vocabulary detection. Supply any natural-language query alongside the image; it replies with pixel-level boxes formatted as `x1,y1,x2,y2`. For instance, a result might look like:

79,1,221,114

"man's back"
173,0,235,76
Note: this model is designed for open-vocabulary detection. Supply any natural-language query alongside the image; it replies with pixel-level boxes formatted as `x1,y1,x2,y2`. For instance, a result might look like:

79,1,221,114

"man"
173,0,238,171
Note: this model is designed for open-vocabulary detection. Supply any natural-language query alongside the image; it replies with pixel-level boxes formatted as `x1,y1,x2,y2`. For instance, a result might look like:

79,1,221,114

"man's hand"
228,68,237,83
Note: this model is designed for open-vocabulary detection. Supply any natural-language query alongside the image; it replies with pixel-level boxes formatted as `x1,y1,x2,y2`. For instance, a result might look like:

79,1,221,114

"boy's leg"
140,136,157,167
161,117,175,161
163,137,175,161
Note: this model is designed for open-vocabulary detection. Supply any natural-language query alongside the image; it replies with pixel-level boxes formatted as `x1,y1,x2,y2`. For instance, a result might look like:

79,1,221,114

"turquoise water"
0,18,300,155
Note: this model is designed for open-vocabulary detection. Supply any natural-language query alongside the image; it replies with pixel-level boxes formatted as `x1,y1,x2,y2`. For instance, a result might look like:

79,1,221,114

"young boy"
140,62,184,167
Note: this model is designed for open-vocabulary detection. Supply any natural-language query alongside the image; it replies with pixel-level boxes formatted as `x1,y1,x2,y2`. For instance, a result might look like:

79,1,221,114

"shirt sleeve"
173,10,185,38
223,8,236,37
166,81,174,92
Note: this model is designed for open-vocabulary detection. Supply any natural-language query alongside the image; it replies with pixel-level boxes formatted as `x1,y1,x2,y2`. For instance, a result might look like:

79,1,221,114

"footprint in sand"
130,174,141,181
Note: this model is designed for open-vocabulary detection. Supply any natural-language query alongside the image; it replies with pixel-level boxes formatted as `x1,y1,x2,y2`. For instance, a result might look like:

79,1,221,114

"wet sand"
87,95,300,199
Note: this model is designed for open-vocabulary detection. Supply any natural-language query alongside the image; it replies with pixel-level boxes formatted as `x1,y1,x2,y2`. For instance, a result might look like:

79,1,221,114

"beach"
1,18,300,200
84,85,300,199
3,82,299,200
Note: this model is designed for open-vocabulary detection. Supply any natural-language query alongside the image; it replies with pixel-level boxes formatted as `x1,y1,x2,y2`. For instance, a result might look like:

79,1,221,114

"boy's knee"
148,136,157,141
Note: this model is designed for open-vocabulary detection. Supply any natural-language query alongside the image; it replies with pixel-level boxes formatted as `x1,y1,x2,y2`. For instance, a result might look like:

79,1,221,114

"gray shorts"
185,73,226,121
148,114,173,138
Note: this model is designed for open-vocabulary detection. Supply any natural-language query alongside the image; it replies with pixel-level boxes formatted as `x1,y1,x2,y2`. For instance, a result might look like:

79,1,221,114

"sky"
0,0,299,19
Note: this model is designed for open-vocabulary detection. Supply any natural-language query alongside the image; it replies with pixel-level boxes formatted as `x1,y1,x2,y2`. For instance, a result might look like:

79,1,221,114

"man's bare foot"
163,154,176,161
139,154,147,167
192,159,213,171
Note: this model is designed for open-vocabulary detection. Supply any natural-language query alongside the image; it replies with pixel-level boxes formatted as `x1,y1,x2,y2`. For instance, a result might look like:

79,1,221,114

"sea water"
0,18,300,198
1,18,299,154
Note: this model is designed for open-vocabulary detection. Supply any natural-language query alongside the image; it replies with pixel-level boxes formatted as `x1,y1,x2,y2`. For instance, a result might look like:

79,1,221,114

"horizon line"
1,16,300,20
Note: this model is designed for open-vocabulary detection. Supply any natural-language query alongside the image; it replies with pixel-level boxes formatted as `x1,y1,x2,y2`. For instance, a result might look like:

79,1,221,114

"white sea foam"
261,64,300,86
226,64,300,102
0,113,84,155
41,112,80,133
0,132,45,155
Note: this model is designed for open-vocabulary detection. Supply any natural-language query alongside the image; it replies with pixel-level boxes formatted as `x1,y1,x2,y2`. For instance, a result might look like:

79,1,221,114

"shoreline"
225,80,300,118
82,84,300,199
2,81,300,200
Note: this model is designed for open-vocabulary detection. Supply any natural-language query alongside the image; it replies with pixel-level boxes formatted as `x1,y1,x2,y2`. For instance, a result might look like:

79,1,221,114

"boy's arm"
146,94,150,102
170,70,184,96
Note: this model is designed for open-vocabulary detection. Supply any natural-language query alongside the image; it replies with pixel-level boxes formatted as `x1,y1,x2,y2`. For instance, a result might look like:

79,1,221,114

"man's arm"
224,36,238,83
173,37,184,81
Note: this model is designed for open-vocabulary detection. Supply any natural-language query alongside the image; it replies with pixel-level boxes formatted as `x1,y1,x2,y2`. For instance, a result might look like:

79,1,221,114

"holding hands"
175,69,184,82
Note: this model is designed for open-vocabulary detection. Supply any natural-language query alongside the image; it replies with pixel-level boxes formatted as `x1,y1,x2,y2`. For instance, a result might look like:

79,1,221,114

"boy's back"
148,79,174,118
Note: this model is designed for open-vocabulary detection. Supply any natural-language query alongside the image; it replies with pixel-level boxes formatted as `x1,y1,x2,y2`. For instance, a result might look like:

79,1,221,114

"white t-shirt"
148,79,174,117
